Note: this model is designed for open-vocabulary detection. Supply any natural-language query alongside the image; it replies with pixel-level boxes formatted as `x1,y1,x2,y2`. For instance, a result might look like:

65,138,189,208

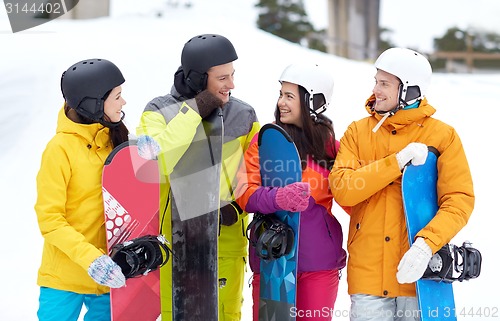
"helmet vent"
60,58,125,121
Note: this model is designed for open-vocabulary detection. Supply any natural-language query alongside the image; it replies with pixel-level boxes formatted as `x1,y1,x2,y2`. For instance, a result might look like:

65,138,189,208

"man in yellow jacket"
137,34,260,321
329,48,474,320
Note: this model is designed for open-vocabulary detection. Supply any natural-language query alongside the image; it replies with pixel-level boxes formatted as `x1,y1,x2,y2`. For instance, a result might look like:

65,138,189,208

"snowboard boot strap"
422,244,454,282
453,241,482,281
246,213,266,247
422,241,482,283
248,213,294,260
110,234,172,279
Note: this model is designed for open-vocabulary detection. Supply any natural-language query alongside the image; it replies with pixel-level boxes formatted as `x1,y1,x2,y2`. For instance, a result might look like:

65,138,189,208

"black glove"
220,201,243,226
194,89,224,118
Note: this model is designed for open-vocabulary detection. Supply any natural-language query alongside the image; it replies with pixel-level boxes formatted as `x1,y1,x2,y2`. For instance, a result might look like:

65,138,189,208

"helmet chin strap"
100,110,125,128
308,98,319,122
307,95,328,124
372,84,405,133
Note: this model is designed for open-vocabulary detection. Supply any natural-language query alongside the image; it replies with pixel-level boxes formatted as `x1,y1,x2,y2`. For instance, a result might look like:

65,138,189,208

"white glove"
396,237,432,284
396,142,428,170
137,135,161,160
88,255,126,288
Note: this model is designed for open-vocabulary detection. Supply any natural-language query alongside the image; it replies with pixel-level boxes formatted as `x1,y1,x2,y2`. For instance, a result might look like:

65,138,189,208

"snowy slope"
1,1,499,320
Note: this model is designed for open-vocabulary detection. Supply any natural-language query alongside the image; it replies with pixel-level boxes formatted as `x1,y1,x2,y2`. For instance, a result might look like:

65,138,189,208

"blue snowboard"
258,123,301,321
402,148,456,321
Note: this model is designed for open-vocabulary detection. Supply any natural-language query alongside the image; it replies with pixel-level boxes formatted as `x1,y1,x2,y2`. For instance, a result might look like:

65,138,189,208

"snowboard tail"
402,147,456,321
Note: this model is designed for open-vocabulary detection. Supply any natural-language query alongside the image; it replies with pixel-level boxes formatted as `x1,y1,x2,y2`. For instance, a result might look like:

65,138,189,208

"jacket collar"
56,107,110,148
364,94,436,131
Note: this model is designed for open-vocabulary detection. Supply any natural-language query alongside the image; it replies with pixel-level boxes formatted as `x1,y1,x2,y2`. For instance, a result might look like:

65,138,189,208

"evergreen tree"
307,29,327,52
433,27,469,52
256,0,315,45
378,27,396,54
434,27,500,53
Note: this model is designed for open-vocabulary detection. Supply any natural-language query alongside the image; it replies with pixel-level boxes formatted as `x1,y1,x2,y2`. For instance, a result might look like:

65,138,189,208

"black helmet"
61,58,125,122
181,34,238,93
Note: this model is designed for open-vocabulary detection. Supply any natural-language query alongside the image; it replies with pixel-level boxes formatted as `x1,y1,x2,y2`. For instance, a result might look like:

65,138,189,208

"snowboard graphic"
169,110,223,320
257,123,301,321
102,141,161,321
402,147,456,321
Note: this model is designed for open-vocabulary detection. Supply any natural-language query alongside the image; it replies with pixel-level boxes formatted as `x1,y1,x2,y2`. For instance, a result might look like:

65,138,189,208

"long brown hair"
275,86,337,170
64,104,129,148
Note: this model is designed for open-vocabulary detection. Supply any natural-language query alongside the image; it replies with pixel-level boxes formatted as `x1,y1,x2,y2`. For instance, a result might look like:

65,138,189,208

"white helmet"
279,63,334,115
374,48,432,104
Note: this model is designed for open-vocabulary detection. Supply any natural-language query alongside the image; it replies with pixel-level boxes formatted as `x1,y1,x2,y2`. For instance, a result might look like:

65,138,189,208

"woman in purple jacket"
236,63,347,321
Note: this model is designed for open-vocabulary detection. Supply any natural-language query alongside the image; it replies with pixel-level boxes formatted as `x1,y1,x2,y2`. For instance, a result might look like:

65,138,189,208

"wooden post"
466,33,473,73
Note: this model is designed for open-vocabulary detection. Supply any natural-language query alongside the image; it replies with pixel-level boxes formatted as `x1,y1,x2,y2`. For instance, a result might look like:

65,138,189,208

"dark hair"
64,104,129,148
274,86,337,170
108,122,129,148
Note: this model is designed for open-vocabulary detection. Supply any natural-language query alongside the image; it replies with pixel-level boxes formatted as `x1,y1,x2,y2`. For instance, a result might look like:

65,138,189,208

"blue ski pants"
350,294,419,321
37,287,110,321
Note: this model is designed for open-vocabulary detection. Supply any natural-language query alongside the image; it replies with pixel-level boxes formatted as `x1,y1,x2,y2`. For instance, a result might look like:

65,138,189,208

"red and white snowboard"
102,141,160,321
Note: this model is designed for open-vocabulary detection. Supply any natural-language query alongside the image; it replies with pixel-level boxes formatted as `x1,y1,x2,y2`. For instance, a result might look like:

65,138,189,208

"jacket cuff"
246,186,280,214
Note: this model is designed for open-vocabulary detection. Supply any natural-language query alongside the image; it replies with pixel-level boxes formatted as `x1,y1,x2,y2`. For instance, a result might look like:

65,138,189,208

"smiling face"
372,69,401,113
206,62,235,104
277,81,302,128
103,85,126,123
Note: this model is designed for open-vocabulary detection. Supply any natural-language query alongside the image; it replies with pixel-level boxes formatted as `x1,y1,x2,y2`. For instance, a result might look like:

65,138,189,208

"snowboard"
402,147,456,321
257,123,301,321
168,110,223,320
102,140,161,321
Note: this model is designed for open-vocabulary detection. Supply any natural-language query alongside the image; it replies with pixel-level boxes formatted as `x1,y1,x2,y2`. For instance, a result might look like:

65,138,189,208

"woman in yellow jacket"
329,48,474,321
35,59,129,321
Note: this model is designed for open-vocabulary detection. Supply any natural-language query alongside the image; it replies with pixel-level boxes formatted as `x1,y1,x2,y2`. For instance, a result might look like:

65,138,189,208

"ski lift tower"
326,0,380,61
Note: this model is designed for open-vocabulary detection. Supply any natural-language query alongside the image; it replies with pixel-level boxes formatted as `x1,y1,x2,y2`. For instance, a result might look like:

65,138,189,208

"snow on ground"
1,1,499,320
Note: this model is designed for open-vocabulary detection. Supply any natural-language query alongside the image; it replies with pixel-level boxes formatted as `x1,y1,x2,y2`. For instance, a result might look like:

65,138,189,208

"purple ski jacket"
236,135,347,274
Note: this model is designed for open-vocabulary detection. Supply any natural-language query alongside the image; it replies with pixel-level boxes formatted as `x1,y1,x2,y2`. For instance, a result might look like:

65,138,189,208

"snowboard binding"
422,241,482,283
110,234,172,279
247,213,295,260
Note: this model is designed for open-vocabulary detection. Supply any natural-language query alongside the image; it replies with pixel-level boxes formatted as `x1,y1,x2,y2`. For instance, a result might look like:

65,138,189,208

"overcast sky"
305,0,500,53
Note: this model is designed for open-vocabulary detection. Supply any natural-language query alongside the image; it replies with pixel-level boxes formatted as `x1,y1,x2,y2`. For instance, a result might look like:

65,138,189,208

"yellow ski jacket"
329,96,474,297
35,107,112,294
138,89,259,320
137,91,260,258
